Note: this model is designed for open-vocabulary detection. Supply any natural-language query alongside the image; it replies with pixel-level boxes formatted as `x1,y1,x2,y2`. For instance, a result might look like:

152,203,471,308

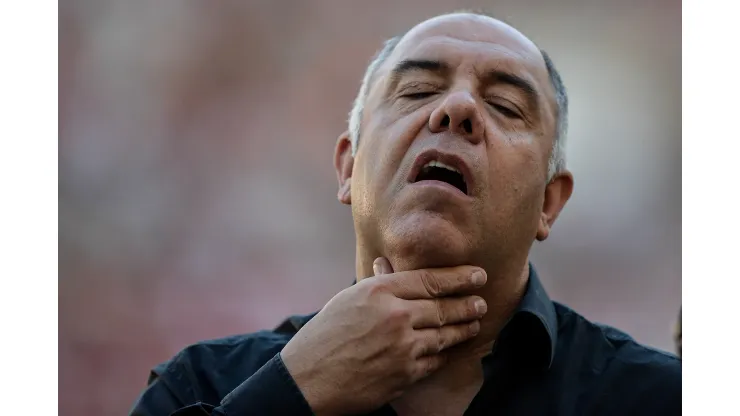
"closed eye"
491,103,522,119
402,92,437,100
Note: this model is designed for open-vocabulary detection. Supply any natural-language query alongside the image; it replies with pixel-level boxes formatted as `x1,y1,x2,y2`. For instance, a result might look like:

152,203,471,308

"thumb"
372,257,394,276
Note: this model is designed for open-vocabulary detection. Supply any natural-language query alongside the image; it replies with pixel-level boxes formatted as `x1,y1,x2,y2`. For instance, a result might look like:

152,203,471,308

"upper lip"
407,149,474,194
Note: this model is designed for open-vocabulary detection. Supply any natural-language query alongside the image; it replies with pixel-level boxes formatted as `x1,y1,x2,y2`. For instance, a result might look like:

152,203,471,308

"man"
130,11,680,416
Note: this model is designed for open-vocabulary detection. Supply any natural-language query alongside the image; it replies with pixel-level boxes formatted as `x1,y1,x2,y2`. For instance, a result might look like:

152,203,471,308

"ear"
334,131,354,205
536,171,574,241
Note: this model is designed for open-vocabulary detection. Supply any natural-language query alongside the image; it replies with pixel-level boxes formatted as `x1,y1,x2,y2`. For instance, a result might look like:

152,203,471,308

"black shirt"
129,266,681,415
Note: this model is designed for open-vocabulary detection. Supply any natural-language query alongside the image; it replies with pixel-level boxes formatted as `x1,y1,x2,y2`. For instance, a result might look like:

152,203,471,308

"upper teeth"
423,160,460,174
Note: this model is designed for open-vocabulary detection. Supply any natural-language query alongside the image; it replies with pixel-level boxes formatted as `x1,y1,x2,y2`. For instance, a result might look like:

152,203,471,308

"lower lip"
409,180,469,198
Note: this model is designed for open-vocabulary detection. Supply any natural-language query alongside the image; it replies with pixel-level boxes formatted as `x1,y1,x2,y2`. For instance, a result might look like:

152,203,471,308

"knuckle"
419,270,442,296
456,271,469,287
451,299,468,321
455,326,468,342
387,304,412,325
403,334,418,354
407,360,426,382
424,356,442,377
411,336,425,357
365,278,389,296
354,283,381,306
446,328,463,347
435,330,445,353
435,299,446,326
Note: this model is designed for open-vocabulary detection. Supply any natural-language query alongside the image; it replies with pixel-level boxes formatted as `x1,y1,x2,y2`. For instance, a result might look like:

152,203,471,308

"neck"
355,243,530,359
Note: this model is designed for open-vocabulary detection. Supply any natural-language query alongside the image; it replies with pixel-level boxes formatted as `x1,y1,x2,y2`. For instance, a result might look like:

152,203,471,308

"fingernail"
470,321,480,335
471,270,486,286
474,299,487,315
373,262,381,276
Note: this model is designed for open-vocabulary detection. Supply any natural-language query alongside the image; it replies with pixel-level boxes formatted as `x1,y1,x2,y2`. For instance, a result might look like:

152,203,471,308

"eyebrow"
392,59,449,76
386,59,450,91
483,69,539,105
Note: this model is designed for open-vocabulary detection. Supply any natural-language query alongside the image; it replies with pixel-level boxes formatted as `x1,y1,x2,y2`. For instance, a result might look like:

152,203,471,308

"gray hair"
347,34,569,181
348,35,403,155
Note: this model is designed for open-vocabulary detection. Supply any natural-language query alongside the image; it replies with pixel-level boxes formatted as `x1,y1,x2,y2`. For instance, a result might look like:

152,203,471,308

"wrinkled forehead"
379,14,551,91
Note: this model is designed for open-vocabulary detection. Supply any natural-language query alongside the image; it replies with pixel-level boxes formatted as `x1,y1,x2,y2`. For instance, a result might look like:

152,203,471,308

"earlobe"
337,181,352,205
536,171,574,241
536,213,551,242
334,131,354,205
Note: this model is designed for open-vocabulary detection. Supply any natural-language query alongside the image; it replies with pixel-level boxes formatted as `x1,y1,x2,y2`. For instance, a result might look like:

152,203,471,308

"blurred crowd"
59,1,680,415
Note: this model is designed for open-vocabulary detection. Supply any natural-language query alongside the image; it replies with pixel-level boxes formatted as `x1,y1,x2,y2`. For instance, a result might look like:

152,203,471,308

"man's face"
337,13,572,272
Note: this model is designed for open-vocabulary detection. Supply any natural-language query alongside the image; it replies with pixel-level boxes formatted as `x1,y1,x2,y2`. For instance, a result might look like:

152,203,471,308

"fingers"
373,257,394,276
368,258,485,384
414,320,481,357
382,266,487,299
410,296,487,328
409,321,480,381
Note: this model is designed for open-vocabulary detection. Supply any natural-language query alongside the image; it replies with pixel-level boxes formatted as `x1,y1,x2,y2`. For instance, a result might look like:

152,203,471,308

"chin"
384,212,472,271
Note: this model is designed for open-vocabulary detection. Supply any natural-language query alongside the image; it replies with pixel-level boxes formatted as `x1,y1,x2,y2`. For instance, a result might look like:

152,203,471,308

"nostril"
461,119,473,134
440,115,450,127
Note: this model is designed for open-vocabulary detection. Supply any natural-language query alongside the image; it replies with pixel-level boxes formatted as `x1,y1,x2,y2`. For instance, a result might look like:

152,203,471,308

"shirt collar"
490,263,558,371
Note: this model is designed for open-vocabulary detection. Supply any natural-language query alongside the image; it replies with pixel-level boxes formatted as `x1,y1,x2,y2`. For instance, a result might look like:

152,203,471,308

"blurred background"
59,0,681,414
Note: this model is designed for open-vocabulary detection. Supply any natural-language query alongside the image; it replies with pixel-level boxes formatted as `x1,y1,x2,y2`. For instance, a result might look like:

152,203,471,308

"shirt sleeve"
129,352,315,416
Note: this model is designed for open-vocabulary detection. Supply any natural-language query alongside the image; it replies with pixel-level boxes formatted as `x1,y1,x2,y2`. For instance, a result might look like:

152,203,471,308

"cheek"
350,155,378,216
487,128,548,178
350,141,395,219
482,139,547,211
361,111,428,185
372,101,433,146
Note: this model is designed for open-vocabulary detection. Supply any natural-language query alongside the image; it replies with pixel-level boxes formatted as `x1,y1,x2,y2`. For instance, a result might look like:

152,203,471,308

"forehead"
382,14,549,87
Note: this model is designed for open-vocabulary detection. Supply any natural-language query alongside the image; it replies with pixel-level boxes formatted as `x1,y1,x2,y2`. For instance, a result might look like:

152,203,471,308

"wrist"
280,351,338,416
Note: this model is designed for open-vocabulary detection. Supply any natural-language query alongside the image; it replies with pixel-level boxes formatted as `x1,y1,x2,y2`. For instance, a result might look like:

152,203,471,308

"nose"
428,90,484,145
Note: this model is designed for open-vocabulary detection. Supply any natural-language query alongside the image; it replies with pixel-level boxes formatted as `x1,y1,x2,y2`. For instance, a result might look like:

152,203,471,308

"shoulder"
553,303,680,415
168,330,292,373
598,324,681,414
150,315,312,404
599,322,681,388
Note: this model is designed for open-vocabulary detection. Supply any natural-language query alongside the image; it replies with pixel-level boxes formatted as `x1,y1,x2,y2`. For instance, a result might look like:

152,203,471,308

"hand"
280,258,488,416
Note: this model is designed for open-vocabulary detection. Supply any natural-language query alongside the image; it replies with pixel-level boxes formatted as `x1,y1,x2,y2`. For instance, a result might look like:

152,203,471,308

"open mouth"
413,160,468,195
